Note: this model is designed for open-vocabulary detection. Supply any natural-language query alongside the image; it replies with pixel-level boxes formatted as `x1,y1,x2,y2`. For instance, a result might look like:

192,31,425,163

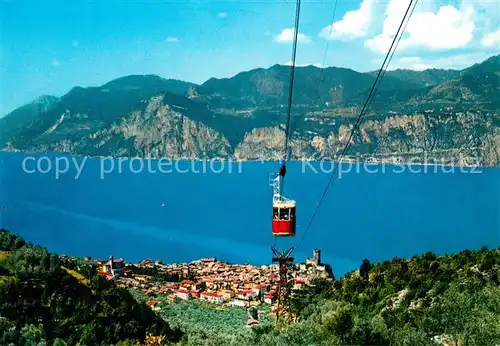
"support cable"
282,0,302,165
296,0,419,251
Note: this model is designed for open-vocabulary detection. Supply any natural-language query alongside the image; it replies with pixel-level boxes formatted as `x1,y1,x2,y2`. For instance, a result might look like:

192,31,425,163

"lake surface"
1,152,498,277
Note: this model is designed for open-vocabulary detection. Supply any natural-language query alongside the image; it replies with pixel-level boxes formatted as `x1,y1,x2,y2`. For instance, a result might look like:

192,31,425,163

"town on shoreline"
85,249,333,313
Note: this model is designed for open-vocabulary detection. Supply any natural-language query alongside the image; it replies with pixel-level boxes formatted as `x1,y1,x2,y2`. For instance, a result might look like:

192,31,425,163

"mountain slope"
0,229,182,345
0,75,197,149
1,55,499,166
464,55,500,75
195,64,414,109
0,95,60,147
370,69,463,88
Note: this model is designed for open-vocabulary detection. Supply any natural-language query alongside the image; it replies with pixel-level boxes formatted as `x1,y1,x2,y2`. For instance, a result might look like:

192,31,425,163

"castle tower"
109,255,114,277
313,249,321,265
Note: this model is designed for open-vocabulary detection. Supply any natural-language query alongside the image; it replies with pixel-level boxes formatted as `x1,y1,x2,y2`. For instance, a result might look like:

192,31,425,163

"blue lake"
0,152,498,277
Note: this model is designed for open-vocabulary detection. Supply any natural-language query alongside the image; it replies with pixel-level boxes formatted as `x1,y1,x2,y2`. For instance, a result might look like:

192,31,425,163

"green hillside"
1,55,498,166
1,229,498,345
0,229,182,346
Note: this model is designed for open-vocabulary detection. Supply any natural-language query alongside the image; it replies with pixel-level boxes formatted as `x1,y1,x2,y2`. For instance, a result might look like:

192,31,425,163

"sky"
1,0,499,116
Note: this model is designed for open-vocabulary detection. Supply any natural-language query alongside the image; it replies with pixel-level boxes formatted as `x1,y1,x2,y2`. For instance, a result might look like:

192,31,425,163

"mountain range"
1,55,499,166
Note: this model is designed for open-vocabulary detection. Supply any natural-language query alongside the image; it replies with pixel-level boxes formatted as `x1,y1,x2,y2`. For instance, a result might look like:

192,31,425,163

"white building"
252,284,268,297
230,299,248,307
102,255,125,278
200,292,224,305
237,289,258,301
175,289,191,300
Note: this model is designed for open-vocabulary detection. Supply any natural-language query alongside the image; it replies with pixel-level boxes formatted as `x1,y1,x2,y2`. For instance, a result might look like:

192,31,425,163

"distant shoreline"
1,149,496,168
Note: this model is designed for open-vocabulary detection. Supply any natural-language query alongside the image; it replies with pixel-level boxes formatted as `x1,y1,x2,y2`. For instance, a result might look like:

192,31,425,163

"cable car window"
280,208,289,220
273,207,279,219
290,208,296,220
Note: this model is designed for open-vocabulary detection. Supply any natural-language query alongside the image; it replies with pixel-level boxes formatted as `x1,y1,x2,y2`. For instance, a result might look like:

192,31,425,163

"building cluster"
95,250,332,310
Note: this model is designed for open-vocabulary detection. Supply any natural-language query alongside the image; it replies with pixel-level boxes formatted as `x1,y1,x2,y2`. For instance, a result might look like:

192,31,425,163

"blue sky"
1,0,499,116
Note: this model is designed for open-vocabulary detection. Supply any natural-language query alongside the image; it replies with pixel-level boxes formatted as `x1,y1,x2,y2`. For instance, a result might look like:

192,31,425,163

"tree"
20,324,46,346
0,317,19,345
360,259,371,279
52,338,68,346
391,325,429,345
429,260,440,274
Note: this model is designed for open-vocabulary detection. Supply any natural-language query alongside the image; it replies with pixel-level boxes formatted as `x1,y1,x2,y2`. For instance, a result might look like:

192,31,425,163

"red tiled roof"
177,289,189,294
201,292,222,298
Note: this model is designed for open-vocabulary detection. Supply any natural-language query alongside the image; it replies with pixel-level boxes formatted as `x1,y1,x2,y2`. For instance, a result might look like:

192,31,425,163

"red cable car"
271,165,296,237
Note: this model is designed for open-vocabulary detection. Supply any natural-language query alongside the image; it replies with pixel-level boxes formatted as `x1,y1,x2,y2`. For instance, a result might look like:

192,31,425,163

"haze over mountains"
1,55,499,166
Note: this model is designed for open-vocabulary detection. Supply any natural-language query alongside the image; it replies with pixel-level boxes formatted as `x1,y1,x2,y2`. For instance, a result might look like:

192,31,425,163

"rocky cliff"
1,55,499,166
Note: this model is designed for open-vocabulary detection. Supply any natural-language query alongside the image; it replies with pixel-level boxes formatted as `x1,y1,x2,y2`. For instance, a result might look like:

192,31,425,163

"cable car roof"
273,200,296,208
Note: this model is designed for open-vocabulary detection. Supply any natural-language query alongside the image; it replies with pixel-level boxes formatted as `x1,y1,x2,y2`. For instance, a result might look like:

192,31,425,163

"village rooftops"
201,292,222,297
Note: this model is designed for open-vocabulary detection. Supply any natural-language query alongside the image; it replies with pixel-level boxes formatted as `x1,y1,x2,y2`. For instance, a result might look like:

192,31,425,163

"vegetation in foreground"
1,228,499,345
137,249,500,346
253,249,500,346
131,290,274,346
0,229,182,346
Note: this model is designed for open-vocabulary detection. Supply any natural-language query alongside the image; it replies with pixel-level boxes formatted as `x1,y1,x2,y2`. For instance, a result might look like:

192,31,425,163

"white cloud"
366,1,475,53
481,29,500,48
384,53,492,71
218,12,227,18
283,61,323,68
166,37,179,43
274,28,311,44
319,0,374,40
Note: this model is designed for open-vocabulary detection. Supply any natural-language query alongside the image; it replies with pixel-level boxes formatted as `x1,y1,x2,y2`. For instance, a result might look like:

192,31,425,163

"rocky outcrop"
112,96,231,159
1,56,499,166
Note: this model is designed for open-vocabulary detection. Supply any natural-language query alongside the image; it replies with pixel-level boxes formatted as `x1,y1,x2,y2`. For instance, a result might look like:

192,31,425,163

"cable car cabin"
272,200,296,236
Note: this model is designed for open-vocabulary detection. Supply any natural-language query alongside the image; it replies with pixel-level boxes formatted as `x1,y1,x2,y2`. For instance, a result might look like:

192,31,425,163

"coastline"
1,149,497,168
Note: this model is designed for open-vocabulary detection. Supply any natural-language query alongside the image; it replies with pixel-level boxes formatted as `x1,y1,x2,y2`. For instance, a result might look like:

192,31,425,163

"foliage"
0,229,26,252
131,289,273,346
3,228,499,345
253,247,500,345
0,230,182,345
